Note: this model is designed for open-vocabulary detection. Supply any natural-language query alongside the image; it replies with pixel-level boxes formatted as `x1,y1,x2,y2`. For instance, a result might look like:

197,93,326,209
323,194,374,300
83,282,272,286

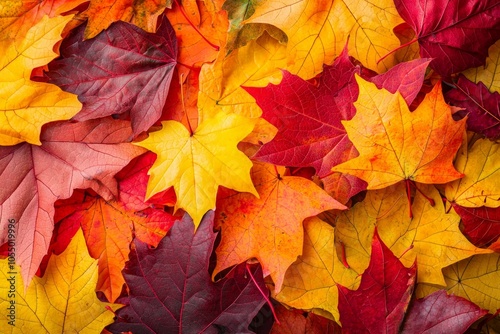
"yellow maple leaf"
335,183,492,286
245,0,403,79
275,216,360,322
0,15,81,146
135,112,258,226
0,228,119,332
332,76,466,189
463,39,500,94
198,30,286,123
416,253,500,313
445,137,500,208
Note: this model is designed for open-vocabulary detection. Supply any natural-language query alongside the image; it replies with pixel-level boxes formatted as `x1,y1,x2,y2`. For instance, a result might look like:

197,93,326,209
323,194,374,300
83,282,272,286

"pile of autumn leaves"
1,0,500,332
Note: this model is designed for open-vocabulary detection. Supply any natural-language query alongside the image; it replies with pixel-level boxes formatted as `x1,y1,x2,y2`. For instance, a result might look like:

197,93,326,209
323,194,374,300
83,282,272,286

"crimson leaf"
452,203,500,248
337,230,416,334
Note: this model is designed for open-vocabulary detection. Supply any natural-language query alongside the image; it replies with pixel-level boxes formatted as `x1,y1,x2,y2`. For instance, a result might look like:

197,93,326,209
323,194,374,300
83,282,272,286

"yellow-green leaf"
0,228,119,333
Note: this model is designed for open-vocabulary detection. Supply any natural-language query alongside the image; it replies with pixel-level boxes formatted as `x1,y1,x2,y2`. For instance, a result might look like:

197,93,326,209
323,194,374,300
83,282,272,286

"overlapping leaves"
1,0,500,332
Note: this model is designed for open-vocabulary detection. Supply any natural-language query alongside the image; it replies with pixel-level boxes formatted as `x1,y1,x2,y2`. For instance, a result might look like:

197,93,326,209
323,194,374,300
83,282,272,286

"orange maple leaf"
214,161,346,292
333,76,466,189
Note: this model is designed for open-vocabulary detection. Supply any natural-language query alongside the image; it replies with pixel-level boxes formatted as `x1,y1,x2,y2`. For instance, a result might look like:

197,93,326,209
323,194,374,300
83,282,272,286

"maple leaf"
451,204,500,248
417,253,500,313
0,228,120,331
107,212,267,333
333,76,466,189
0,0,86,40
445,137,500,208
463,39,500,94
335,183,492,286
337,230,416,333
135,112,258,227
0,15,81,146
245,0,404,78
54,184,176,303
270,303,342,334
446,76,500,139
275,217,361,322
47,19,177,137
401,290,487,333
81,0,172,39
0,118,145,287
394,0,500,77
214,161,346,293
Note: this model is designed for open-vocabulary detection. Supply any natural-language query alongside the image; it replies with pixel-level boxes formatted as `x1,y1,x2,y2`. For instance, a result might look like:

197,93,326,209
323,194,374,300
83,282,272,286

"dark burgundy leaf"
107,212,267,334
394,0,500,77
452,203,500,248
446,76,500,139
401,290,487,333
47,19,177,136
337,230,416,334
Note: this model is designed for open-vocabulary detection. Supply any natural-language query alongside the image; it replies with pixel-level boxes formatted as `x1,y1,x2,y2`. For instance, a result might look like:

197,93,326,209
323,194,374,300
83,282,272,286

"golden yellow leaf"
134,112,258,226
0,15,81,146
335,183,492,286
445,137,500,208
245,0,403,79
0,228,119,332
416,253,500,313
198,30,286,123
332,76,466,189
463,39,500,94
275,216,360,322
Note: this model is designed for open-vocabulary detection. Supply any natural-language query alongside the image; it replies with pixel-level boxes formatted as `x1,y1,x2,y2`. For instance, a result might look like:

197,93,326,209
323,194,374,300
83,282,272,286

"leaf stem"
339,241,350,269
273,165,282,180
173,0,220,51
245,263,280,325
377,38,418,65
412,182,435,206
405,179,413,219
398,244,414,259
179,72,194,135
